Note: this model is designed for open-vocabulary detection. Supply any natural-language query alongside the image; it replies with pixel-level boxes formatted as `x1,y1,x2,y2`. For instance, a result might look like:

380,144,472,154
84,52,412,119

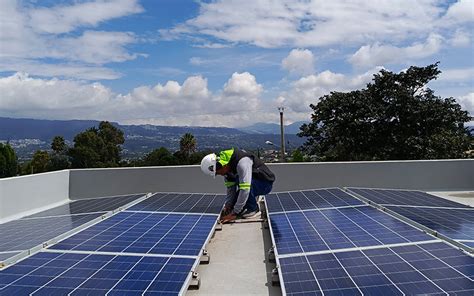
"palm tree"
179,133,197,159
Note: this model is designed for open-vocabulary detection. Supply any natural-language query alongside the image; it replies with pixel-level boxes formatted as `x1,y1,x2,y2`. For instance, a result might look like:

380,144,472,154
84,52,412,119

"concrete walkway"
187,221,282,296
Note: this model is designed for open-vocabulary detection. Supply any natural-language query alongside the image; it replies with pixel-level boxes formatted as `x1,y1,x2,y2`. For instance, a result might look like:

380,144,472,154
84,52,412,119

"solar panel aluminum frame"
345,188,474,254
178,215,219,295
265,202,290,296
0,193,150,269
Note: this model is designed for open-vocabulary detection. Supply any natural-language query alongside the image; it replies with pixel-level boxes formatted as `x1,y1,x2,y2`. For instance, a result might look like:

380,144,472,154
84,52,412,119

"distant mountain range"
0,117,307,160
238,121,307,134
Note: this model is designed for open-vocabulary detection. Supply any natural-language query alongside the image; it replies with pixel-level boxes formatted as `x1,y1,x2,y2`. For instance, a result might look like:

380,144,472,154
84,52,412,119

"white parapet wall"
0,170,70,223
1,160,472,221
68,159,474,199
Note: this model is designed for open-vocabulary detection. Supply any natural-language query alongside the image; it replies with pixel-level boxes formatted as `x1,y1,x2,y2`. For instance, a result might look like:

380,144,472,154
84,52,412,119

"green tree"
51,136,67,153
142,147,179,166
49,135,70,171
299,63,472,161
29,150,50,174
179,133,197,160
291,149,304,162
69,121,125,168
0,143,18,178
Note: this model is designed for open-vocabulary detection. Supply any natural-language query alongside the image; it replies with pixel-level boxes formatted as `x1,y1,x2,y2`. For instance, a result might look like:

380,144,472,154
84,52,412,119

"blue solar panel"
386,206,474,241
461,241,474,248
279,242,474,296
0,251,194,295
348,188,471,208
266,188,363,213
270,206,434,255
128,193,225,214
0,213,103,253
50,211,216,256
24,194,144,219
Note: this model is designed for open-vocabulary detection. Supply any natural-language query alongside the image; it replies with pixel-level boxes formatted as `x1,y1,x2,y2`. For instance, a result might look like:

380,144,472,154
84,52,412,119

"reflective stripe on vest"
225,181,236,187
239,182,251,190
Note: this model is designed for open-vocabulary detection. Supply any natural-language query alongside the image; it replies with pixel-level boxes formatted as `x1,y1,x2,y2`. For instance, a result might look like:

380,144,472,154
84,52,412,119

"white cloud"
282,49,315,76
0,0,144,79
443,0,474,24
160,0,458,48
29,0,143,34
349,34,443,68
0,72,267,127
278,67,383,112
0,72,113,119
439,68,474,82
0,58,121,80
188,53,280,71
55,31,142,64
457,92,474,116
450,29,471,47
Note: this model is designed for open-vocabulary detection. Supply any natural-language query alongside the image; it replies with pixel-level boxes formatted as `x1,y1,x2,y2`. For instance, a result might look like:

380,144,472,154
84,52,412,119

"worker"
200,148,275,223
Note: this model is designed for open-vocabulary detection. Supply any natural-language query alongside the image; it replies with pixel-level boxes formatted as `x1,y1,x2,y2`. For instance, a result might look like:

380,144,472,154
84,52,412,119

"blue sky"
0,0,473,127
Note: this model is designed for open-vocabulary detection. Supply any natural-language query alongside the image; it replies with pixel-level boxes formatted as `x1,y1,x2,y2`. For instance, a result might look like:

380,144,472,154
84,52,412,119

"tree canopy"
69,121,125,168
179,133,197,160
299,63,472,161
51,136,67,154
142,147,179,166
0,143,18,177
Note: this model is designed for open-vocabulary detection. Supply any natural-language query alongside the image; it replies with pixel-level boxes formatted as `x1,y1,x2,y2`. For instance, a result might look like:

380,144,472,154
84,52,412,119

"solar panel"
50,211,217,256
266,188,364,213
0,251,195,295
128,193,226,214
23,194,145,219
386,206,474,241
462,241,474,248
279,242,474,296
348,188,471,208
270,206,434,255
0,252,20,262
0,213,104,253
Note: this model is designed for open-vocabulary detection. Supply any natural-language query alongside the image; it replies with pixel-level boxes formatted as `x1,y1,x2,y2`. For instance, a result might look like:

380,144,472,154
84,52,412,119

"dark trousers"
244,178,273,211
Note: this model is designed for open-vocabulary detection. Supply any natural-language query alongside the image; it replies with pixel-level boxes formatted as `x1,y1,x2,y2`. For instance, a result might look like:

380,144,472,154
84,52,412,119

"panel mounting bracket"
188,271,201,290
200,249,210,264
271,267,280,286
268,247,276,263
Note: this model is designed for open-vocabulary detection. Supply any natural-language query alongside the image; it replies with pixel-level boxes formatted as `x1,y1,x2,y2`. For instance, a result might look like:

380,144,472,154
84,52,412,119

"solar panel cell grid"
49,211,216,256
0,252,21,261
128,193,225,214
278,242,474,295
461,241,474,248
23,194,144,219
266,188,364,213
270,206,434,255
348,188,470,208
0,252,194,295
386,206,474,241
0,213,104,253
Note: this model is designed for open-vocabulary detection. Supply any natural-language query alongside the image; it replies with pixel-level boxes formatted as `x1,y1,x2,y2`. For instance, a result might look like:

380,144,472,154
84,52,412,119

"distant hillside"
239,121,308,134
0,117,247,141
0,117,306,160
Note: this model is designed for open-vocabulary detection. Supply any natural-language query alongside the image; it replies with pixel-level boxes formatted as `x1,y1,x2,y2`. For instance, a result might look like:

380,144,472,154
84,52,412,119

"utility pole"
278,107,285,162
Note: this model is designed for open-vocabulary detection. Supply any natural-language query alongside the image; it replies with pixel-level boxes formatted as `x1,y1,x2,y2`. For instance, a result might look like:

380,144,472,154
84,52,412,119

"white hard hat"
200,153,217,177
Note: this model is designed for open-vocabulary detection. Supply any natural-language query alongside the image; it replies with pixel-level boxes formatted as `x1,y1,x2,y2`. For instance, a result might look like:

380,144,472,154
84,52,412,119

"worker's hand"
220,206,232,217
220,212,237,224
